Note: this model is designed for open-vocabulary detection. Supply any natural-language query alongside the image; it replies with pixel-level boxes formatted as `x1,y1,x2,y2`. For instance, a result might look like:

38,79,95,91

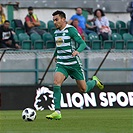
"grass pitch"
0,109,132,133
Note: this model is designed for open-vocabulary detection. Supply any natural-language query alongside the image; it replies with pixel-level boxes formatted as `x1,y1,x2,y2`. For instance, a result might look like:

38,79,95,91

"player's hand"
72,51,79,57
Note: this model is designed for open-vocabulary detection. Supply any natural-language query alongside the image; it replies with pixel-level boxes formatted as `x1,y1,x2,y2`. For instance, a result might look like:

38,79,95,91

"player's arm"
69,27,86,56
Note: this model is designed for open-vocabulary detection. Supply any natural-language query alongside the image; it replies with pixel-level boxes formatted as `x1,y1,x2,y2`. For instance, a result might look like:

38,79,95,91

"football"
22,108,36,121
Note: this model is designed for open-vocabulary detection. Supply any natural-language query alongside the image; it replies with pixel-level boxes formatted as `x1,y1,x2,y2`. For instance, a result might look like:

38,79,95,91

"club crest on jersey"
56,38,64,46
62,33,66,36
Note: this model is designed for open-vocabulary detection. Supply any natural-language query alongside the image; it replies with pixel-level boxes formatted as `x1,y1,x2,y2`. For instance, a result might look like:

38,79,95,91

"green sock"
53,85,61,110
85,80,96,92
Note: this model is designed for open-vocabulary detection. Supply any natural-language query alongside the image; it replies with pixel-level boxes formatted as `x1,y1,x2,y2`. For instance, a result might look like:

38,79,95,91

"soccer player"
46,10,104,120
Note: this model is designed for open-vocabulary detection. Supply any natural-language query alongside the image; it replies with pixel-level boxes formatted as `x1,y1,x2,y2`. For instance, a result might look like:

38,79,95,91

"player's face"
53,14,66,30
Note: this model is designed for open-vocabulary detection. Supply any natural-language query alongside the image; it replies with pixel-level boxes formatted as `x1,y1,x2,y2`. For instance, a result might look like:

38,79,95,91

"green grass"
0,109,132,133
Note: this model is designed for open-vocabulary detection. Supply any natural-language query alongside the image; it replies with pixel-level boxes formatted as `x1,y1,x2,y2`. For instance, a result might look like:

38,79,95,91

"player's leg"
53,72,66,110
76,79,96,92
76,80,86,92
69,63,96,92
92,76,104,90
46,65,68,120
71,65,104,92
46,72,65,120
76,78,104,93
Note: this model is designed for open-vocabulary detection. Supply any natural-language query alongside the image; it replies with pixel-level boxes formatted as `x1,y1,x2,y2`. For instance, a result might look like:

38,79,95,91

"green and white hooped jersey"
54,24,83,66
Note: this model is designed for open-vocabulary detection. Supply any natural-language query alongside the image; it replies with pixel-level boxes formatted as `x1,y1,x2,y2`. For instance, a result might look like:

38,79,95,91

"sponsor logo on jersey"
56,38,64,45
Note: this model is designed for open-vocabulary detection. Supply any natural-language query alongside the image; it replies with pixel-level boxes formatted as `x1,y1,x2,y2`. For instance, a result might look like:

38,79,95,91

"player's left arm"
69,27,86,56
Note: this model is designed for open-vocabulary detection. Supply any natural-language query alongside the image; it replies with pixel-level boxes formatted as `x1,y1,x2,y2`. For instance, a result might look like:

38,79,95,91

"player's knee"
79,86,86,93
54,79,61,86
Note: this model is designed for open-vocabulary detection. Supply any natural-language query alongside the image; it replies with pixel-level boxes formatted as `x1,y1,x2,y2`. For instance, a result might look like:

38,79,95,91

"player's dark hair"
52,10,66,19
94,9,105,17
4,20,10,23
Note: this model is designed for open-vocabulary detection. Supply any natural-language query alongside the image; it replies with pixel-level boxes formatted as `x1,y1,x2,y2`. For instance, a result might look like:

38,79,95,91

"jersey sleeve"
69,27,86,52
